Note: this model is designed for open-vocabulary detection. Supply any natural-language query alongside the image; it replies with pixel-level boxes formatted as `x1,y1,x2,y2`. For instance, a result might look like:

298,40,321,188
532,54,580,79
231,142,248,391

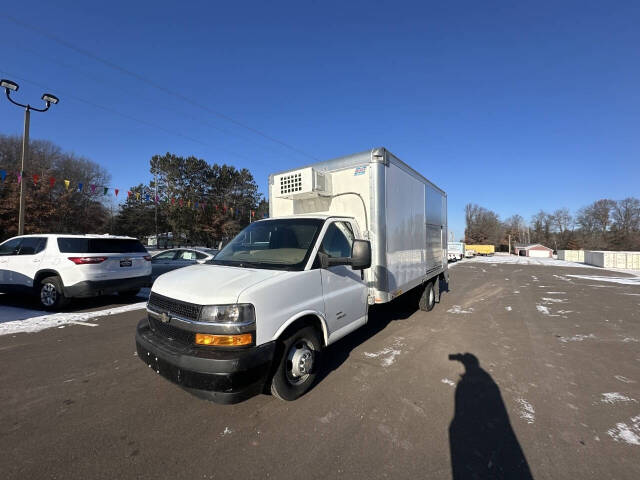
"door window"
18,237,47,255
153,251,178,261
320,222,354,258
178,250,197,261
0,238,22,256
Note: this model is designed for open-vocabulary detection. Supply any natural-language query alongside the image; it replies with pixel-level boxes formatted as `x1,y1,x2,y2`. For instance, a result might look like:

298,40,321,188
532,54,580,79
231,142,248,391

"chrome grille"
147,292,202,321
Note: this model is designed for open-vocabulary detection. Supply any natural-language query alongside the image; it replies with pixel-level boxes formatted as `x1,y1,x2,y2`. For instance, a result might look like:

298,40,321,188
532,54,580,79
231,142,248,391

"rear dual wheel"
419,281,436,312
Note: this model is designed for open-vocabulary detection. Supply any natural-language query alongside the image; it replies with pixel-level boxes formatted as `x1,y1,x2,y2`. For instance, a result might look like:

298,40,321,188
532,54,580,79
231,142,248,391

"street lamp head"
41,93,59,105
0,79,19,91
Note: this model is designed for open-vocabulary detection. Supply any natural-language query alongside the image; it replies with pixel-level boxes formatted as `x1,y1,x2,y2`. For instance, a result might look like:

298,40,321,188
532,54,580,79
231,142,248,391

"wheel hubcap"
286,340,314,385
429,287,435,305
41,283,57,307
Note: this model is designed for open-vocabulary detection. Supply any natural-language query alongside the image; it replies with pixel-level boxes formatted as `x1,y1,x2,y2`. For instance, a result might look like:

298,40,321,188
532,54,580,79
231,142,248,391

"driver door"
318,220,368,341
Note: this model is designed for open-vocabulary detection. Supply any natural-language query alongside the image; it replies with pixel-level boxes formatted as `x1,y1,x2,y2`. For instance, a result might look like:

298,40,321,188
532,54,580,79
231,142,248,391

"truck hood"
151,264,285,304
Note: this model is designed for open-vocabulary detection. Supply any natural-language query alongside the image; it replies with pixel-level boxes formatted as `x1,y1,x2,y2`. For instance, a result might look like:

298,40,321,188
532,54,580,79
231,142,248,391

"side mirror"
317,239,371,270
350,239,371,270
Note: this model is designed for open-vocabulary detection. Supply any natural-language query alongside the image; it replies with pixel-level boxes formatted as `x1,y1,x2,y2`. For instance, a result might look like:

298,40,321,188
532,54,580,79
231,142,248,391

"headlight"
199,304,255,324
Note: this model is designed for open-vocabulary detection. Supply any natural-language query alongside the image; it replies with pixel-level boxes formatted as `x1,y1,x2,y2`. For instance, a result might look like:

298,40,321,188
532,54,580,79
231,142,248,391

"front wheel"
419,281,436,312
270,325,322,401
39,276,69,311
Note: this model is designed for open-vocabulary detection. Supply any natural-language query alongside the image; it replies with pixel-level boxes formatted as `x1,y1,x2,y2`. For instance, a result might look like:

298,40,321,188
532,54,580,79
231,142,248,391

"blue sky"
1,1,639,240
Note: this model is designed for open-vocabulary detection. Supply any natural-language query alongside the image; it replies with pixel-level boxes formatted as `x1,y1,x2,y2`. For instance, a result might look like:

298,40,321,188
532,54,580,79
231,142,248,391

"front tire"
39,276,69,311
270,325,322,401
419,281,436,312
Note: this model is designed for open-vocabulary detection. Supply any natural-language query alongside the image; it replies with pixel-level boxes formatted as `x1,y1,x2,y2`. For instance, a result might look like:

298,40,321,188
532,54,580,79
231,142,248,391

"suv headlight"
199,304,255,324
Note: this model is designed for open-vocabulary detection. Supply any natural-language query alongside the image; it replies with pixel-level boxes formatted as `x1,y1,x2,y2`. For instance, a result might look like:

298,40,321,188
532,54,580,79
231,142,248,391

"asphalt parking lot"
1,260,639,479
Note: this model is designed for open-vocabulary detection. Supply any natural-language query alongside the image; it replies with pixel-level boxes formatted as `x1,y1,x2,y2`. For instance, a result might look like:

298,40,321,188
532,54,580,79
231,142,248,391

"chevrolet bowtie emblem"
160,312,170,324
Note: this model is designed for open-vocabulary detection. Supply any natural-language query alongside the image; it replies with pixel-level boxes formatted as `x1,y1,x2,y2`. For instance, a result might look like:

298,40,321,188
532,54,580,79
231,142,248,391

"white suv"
0,234,152,310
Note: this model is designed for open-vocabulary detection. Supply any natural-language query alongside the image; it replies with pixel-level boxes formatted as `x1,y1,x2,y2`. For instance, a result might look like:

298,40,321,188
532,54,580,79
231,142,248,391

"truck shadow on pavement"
314,293,422,385
448,353,534,480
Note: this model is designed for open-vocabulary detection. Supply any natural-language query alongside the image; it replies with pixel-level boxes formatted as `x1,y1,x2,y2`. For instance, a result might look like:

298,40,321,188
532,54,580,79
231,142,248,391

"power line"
0,69,256,160
2,14,320,162
8,43,311,164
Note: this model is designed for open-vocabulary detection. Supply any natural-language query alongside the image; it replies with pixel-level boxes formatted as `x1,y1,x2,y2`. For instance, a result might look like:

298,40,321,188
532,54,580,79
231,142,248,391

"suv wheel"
419,281,436,312
118,288,141,299
39,276,69,311
270,325,322,401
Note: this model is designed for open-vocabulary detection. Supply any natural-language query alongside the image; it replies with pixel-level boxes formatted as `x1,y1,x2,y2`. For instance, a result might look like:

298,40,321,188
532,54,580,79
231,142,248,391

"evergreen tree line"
0,135,267,245
465,199,640,251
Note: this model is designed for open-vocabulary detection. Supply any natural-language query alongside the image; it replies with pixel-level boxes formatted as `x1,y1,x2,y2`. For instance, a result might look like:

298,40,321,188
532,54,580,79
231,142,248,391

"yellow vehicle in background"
466,244,495,256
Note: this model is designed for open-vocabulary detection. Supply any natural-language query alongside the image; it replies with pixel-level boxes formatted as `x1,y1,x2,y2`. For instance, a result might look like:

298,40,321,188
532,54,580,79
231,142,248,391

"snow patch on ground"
541,297,567,304
546,292,566,294
615,375,636,384
364,338,405,367
566,275,640,286
447,305,474,314
0,302,147,335
536,305,556,316
600,393,638,405
607,415,640,446
516,398,535,424
505,306,512,311
558,334,596,343
441,378,456,387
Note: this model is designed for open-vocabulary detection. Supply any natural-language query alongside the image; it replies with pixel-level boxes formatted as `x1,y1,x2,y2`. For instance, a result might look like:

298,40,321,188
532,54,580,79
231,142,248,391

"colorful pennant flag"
103,187,108,195
64,179,70,190
115,189,119,197
145,193,150,202
17,172,22,184
0,170,6,182
77,182,83,192
33,174,40,184
49,177,56,188
90,184,96,194
135,192,141,200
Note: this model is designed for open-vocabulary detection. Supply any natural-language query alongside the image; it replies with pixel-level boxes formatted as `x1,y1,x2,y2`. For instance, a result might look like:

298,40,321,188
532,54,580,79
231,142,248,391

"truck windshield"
211,218,324,270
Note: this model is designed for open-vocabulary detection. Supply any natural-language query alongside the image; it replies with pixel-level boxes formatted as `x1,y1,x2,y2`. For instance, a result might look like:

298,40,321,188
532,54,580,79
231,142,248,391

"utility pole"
18,108,30,235
1,79,59,235
508,234,511,255
154,171,158,246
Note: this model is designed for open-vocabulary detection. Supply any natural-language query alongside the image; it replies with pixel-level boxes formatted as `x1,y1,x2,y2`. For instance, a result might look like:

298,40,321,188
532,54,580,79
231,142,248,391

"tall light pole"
1,79,59,235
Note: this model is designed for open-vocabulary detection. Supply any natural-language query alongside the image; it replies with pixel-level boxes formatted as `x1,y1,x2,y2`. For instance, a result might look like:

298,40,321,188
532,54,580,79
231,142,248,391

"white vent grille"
279,172,303,195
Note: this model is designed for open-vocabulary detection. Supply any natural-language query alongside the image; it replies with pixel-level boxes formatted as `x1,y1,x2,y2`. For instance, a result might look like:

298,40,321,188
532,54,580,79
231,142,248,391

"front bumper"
65,275,151,298
135,319,276,404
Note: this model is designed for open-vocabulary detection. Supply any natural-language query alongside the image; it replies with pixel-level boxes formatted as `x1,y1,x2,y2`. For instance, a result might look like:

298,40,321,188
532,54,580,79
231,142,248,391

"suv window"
18,237,47,255
320,222,354,258
57,238,147,253
0,238,21,256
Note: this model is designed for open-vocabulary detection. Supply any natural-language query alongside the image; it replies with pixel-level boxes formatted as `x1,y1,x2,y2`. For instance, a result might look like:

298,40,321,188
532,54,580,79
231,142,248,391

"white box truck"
136,147,448,403
448,241,465,262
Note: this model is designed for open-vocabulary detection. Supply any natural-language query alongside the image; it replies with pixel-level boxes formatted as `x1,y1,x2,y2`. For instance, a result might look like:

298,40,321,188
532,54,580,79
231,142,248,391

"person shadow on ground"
448,353,534,480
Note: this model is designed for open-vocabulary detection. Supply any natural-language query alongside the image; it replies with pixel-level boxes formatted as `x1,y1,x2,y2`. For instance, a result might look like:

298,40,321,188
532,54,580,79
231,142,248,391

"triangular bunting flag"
0,169,6,182
115,189,119,197
103,187,108,195
77,182,83,192
33,174,39,184
64,179,70,190
49,177,55,188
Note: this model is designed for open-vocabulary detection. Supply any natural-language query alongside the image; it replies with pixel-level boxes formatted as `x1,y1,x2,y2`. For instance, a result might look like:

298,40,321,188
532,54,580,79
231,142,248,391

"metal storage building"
514,243,553,258
585,251,640,270
557,250,585,262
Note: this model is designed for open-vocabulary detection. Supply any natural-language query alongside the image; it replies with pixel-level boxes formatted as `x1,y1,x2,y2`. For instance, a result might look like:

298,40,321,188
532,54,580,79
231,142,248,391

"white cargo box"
269,147,448,303
557,250,584,262
585,251,640,270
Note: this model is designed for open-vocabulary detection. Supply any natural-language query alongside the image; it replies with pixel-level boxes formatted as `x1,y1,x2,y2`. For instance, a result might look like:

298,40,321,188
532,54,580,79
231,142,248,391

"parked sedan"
150,248,218,281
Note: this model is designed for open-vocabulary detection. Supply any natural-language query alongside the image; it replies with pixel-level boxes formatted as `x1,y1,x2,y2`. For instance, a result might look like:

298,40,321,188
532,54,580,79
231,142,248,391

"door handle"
33,259,41,263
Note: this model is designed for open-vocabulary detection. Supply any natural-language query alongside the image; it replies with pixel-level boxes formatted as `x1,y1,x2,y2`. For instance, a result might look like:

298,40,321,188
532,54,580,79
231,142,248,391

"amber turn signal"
195,333,252,346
